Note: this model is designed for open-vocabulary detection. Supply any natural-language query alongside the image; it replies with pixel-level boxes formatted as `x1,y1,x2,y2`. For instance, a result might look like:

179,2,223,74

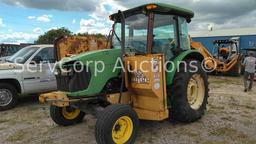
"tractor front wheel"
168,60,209,123
50,105,85,126
95,104,139,144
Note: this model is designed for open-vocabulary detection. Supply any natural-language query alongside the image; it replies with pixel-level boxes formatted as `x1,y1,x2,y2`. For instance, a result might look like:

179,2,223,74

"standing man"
243,52,256,92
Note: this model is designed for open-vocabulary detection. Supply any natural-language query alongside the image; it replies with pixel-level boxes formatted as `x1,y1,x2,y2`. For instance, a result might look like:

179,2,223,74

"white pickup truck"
0,45,57,111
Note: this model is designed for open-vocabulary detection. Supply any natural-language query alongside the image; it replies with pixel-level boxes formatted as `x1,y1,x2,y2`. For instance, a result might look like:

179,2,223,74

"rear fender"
166,50,204,86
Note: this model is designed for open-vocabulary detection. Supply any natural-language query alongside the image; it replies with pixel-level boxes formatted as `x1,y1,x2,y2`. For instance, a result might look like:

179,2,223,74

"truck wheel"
50,105,85,126
0,83,18,111
95,104,139,144
168,60,209,123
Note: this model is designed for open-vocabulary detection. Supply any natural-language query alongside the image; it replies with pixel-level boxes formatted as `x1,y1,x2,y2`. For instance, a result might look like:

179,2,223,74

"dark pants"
244,71,254,90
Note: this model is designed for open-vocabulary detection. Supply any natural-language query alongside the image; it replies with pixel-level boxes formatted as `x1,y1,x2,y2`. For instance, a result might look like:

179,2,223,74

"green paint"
57,3,200,97
166,50,203,86
110,3,194,22
61,49,122,97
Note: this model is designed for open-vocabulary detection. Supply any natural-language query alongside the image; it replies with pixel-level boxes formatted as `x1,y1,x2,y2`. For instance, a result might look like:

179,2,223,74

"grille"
56,67,91,92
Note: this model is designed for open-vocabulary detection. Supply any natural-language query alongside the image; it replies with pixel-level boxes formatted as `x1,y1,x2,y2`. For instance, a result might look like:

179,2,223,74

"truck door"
23,47,57,94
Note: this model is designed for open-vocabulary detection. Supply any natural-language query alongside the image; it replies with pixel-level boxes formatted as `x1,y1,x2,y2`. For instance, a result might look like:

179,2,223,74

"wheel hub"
187,74,205,110
0,89,13,107
112,116,133,144
62,107,81,120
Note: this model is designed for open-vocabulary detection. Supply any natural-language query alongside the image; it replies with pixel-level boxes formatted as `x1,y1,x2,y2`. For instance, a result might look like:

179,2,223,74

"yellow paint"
191,41,241,73
39,92,69,107
107,92,131,104
55,36,109,60
124,54,168,121
112,116,133,144
187,74,205,110
62,107,81,120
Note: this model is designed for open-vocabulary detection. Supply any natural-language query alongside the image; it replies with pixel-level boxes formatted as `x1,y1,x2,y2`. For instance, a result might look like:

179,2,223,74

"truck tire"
95,104,139,144
229,62,241,76
0,83,18,111
168,60,209,123
50,105,85,126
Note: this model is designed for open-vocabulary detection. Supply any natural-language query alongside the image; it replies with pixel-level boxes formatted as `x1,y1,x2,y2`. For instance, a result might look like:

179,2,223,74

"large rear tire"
50,105,85,126
0,83,18,111
168,60,209,123
95,104,139,144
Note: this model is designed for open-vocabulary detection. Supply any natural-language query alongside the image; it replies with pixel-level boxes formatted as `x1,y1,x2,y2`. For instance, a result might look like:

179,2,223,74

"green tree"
76,32,105,38
35,27,72,44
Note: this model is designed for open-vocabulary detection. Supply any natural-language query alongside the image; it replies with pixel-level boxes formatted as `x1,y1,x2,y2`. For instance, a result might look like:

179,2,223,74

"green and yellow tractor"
40,3,209,144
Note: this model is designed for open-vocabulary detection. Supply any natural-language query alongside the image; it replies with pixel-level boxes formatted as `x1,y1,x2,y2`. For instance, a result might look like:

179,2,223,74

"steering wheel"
125,41,146,56
126,46,136,56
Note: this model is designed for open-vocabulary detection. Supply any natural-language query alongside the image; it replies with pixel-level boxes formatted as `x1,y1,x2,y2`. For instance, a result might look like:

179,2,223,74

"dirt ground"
0,76,256,144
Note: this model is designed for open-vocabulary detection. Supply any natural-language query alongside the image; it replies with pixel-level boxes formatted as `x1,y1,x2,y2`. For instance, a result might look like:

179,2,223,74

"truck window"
8,47,39,64
33,47,56,63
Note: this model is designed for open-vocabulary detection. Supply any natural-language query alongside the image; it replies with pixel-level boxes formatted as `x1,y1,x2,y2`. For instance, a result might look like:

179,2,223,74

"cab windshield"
113,13,148,53
7,46,39,64
112,13,179,58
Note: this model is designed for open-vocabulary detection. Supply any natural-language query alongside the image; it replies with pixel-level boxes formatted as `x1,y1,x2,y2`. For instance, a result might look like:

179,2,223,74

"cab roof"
110,3,194,23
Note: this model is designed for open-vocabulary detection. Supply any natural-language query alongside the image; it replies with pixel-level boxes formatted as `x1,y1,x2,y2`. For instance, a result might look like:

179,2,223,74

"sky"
0,0,255,44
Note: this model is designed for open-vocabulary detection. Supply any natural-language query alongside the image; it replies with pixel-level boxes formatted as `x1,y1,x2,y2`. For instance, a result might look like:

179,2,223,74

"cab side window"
153,14,177,61
179,17,190,50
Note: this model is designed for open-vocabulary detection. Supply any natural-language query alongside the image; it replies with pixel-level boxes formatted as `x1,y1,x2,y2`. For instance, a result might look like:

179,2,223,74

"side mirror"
31,56,42,64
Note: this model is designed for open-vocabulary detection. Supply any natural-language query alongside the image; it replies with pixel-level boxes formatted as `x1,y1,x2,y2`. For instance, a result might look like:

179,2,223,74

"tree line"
35,27,105,44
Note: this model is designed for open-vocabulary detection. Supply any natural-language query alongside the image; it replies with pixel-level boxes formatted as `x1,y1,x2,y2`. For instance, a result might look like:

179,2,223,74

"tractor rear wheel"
229,62,241,76
95,104,139,144
168,60,208,123
50,105,85,126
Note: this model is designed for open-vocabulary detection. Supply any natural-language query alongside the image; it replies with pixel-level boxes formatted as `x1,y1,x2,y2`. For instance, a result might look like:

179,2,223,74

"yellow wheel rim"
187,74,205,110
112,116,133,144
62,107,81,120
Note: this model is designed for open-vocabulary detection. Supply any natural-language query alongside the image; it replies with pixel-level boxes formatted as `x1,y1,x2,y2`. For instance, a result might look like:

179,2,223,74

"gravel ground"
0,76,256,144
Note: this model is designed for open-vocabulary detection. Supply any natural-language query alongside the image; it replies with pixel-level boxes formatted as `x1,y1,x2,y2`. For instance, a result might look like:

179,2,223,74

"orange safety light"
146,4,157,10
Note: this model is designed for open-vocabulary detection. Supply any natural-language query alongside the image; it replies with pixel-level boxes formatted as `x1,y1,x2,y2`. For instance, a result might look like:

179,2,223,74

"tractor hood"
59,48,121,66
55,48,122,97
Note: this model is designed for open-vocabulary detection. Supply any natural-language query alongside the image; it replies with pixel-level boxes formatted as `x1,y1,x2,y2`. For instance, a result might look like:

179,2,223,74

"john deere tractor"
40,3,208,144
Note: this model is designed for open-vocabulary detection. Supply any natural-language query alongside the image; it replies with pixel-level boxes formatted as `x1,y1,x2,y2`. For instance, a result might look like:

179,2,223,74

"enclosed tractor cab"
214,38,239,62
212,37,243,75
40,3,209,144
191,37,243,76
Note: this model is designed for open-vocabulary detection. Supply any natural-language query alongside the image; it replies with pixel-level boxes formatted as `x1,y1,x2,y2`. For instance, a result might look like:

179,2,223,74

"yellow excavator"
191,37,243,76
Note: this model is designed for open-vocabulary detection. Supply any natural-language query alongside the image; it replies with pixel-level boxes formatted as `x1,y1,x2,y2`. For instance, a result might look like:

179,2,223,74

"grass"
220,116,235,122
0,127,5,131
245,105,255,110
0,119,8,123
6,129,27,142
210,127,237,137
210,127,248,140
209,76,242,85
40,138,53,144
